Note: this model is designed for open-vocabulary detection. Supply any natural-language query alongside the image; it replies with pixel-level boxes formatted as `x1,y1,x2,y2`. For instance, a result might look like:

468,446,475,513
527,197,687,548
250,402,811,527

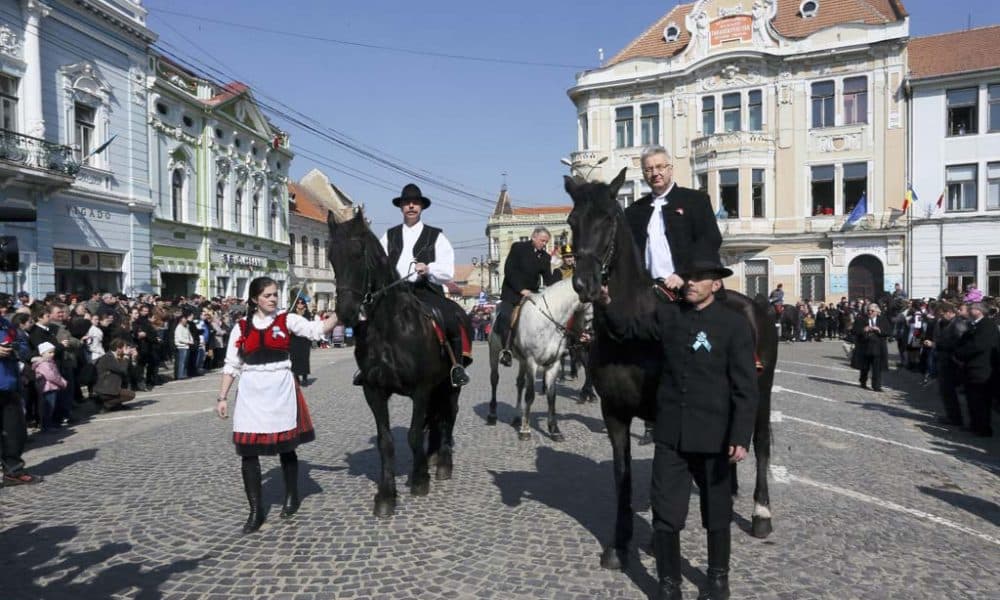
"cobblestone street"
1,340,997,599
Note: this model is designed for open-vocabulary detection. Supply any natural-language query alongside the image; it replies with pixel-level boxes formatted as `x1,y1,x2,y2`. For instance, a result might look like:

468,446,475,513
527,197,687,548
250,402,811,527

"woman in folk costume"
216,277,340,534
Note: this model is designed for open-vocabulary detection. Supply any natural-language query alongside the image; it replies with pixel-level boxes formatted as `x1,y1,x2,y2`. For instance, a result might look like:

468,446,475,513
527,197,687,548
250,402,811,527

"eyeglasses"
642,164,672,175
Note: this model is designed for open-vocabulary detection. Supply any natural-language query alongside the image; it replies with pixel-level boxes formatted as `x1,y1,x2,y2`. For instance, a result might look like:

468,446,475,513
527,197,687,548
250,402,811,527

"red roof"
908,25,1000,80
511,205,572,216
287,182,328,223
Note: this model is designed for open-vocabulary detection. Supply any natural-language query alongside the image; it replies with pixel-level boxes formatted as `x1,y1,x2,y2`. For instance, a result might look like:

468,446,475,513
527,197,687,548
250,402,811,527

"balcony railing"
692,130,774,159
0,129,80,176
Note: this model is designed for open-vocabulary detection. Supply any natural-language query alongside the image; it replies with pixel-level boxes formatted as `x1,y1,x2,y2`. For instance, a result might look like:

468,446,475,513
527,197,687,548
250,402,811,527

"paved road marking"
135,389,218,399
772,385,839,403
93,408,215,422
774,368,864,387
771,410,945,456
780,360,854,373
770,465,1000,547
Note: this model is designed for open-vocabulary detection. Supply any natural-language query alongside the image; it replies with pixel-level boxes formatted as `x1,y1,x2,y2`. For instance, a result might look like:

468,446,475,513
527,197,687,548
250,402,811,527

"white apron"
232,359,297,434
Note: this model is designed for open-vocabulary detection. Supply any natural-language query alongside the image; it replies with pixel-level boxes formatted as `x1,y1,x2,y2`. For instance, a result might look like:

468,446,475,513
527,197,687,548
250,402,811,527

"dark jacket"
954,317,1000,384
28,323,61,361
94,352,129,396
500,241,558,305
851,314,891,359
624,186,722,277
608,299,758,453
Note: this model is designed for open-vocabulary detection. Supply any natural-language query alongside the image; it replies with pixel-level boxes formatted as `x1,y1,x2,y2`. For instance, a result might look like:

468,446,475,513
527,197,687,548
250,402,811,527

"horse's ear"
608,167,628,196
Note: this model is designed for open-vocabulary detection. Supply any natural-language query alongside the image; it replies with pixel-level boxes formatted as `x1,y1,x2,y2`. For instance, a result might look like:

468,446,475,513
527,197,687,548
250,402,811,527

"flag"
83,134,117,161
936,189,945,211
902,186,916,212
842,193,867,231
715,204,728,220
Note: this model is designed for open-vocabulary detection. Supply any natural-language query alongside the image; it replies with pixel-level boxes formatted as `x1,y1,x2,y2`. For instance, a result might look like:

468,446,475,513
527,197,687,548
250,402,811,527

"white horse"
486,279,592,441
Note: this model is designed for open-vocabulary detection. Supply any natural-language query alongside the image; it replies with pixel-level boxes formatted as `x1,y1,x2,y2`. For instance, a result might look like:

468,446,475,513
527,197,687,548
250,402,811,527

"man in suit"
495,227,559,366
851,303,891,391
954,302,997,437
929,302,964,426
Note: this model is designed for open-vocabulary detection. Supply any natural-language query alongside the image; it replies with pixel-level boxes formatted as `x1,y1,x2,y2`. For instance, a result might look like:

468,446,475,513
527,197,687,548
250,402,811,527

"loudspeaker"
0,236,19,272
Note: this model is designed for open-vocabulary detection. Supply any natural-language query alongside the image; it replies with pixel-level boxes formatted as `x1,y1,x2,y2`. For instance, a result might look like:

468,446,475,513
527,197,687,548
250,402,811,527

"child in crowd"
32,341,67,431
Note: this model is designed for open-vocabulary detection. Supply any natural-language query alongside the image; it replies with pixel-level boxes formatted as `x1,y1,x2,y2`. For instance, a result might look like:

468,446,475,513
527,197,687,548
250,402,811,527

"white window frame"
799,257,827,302
60,62,111,170
987,162,1000,211
166,149,193,223
0,73,19,133
613,105,634,148
946,164,978,212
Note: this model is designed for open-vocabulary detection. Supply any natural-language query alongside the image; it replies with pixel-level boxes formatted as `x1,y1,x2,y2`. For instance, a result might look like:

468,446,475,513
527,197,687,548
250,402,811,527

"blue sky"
146,0,1000,260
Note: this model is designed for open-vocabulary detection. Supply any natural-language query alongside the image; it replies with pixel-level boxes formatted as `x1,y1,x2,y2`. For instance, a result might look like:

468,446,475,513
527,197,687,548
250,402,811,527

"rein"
527,294,590,351
598,212,619,286
338,238,415,315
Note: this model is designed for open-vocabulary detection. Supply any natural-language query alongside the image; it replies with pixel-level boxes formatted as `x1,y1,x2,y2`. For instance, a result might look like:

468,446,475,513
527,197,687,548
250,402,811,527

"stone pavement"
1,340,997,599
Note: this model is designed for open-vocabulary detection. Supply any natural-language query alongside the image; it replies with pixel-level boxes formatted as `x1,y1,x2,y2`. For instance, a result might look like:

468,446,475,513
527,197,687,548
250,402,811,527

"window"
988,256,1000,297
702,96,715,135
811,165,835,215
719,169,739,218
638,103,659,146
234,188,243,232
615,106,634,148
990,85,1000,133
745,260,768,297
300,236,309,267
988,162,1000,210
945,256,976,294
800,258,826,302
748,90,762,131
270,201,279,237
811,81,835,128
171,169,184,221
752,169,765,218
313,238,321,268
722,93,741,132
696,172,708,193
251,193,260,236
75,103,95,163
215,182,225,227
946,164,977,212
579,113,589,150
217,277,229,298
0,74,18,131
842,162,867,214
843,76,867,125
947,88,978,136
616,181,635,209
289,234,296,265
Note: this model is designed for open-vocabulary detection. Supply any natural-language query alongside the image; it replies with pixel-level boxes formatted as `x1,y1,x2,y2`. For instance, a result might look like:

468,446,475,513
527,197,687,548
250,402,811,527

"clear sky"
146,0,1000,261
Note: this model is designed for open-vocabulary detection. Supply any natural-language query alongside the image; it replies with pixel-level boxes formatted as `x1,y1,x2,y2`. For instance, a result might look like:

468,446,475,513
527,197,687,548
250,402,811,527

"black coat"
851,314,890,363
289,310,312,377
954,317,1000,384
500,241,558,305
608,299,758,453
28,323,61,361
624,186,722,276
94,353,128,396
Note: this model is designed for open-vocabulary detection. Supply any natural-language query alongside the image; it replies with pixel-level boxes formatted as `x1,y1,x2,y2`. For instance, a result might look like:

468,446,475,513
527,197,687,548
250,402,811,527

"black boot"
499,348,513,367
352,370,364,386
450,365,470,387
241,456,265,534
279,451,300,518
654,531,683,600
699,529,730,600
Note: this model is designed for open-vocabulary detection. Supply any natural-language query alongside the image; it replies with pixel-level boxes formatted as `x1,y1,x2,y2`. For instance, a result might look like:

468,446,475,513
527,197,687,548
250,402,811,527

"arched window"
171,169,184,221
234,188,243,233
289,234,296,264
269,201,279,238
215,182,225,227
313,238,320,268
251,192,260,236
301,236,309,267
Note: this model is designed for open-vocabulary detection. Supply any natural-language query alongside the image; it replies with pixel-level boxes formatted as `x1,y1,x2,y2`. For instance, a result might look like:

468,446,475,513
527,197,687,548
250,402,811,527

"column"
21,0,50,140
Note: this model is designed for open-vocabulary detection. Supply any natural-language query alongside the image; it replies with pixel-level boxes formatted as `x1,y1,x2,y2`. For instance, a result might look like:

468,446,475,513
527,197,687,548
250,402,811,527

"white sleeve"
222,323,243,376
427,230,454,284
287,313,326,341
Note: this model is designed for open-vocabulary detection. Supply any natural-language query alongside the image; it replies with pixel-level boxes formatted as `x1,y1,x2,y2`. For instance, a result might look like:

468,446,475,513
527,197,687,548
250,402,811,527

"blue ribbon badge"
692,331,711,352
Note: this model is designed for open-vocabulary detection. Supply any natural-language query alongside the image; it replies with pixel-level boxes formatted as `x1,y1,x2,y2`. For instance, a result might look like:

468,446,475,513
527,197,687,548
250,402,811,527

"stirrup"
450,365,470,387
499,349,513,367
352,370,364,386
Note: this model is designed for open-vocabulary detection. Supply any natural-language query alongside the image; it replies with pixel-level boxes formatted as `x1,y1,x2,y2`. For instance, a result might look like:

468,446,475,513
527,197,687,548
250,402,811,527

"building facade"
907,26,1000,298
287,174,337,312
0,0,156,297
147,53,292,300
567,0,910,303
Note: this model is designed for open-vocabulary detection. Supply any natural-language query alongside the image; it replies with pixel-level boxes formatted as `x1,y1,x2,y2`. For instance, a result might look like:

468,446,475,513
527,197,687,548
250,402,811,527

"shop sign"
99,253,123,271
710,15,752,46
53,248,72,269
221,253,266,268
67,205,114,221
73,250,99,270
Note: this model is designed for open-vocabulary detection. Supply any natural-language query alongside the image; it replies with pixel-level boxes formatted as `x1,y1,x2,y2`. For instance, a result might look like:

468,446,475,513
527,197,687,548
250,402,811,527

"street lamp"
560,155,608,181
471,255,487,294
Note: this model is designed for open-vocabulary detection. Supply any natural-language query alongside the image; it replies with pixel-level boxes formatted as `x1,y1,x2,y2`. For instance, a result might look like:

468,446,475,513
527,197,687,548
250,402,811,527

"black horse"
326,208,460,517
564,170,778,570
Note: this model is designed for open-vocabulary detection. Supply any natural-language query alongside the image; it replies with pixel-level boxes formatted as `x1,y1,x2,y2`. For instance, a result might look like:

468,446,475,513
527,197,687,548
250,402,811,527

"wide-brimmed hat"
677,256,733,280
392,183,431,209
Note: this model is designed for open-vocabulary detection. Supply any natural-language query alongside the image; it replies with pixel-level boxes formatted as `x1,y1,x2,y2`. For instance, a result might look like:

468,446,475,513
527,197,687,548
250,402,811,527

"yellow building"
567,0,910,302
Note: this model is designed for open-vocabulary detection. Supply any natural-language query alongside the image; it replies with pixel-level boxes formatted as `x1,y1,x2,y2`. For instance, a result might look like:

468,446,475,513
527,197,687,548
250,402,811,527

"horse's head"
564,167,628,303
326,207,386,327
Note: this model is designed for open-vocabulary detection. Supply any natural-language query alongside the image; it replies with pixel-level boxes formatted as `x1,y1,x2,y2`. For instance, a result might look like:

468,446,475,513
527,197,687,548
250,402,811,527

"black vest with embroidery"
386,224,441,277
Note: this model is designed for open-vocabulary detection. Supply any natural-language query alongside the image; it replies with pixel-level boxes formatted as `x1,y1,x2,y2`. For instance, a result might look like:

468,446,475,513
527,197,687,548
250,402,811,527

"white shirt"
378,221,455,289
645,183,676,279
223,311,327,376
86,325,105,362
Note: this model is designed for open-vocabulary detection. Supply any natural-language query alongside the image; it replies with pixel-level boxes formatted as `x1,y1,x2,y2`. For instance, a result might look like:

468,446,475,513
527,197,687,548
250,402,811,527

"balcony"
0,129,80,188
692,131,774,160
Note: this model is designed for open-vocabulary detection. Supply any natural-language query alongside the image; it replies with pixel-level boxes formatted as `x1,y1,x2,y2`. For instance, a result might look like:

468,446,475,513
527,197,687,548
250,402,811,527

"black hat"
676,255,733,280
392,183,431,209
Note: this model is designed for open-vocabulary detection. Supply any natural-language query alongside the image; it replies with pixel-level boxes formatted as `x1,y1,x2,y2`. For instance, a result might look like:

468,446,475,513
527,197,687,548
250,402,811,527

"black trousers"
412,283,471,364
937,356,962,422
860,354,885,389
651,442,733,533
0,389,27,475
966,382,994,436
491,301,514,346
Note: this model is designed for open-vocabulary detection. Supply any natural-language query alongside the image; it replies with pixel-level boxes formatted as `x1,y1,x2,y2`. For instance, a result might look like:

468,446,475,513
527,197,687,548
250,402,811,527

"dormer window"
156,102,168,115
234,137,242,148
800,0,819,18
182,115,194,128
663,23,680,42
215,128,224,139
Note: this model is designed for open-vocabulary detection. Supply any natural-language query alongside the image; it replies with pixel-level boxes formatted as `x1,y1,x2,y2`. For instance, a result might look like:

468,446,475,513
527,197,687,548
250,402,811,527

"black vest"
386,224,441,277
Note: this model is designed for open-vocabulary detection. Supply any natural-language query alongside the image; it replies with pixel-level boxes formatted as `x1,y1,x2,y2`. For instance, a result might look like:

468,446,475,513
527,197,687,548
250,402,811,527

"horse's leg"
511,360,526,430
364,387,397,517
426,396,442,467
544,363,564,442
751,373,774,538
601,412,633,570
517,360,535,441
580,350,596,403
408,392,431,497
436,385,459,481
487,336,499,425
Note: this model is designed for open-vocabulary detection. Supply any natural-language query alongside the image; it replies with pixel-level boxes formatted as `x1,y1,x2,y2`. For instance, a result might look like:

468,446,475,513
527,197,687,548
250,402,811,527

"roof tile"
288,182,329,223
908,25,1000,80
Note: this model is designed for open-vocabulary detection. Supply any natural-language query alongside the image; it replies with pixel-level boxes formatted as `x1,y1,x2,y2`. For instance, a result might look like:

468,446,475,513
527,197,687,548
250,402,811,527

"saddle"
421,303,472,367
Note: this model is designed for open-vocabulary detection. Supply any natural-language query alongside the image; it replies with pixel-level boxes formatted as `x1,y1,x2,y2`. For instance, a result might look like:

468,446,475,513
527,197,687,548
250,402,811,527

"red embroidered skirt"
233,383,315,456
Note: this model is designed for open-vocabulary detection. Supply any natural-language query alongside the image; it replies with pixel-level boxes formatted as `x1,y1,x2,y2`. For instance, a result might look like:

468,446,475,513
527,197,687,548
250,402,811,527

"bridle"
596,211,620,286
335,235,417,316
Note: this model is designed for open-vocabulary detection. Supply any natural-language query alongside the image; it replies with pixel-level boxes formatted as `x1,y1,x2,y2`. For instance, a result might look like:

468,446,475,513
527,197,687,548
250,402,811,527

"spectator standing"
1,295,41,485
173,313,193,380
132,304,159,390
851,303,891,391
32,342,67,431
931,302,963,426
289,299,312,386
768,283,784,308
963,283,983,303
954,302,997,437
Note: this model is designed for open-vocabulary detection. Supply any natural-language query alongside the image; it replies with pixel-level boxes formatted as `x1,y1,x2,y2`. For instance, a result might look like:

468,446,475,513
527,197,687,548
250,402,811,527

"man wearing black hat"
377,183,471,387
602,255,758,600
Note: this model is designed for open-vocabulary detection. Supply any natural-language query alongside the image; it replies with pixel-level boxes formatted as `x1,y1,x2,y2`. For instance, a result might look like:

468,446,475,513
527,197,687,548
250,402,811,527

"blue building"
0,0,155,297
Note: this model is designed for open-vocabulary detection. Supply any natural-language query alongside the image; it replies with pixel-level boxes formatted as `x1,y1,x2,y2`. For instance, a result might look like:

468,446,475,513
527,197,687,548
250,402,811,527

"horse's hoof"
435,464,453,481
411,479,431,497
599,546,626,571
427,452,439,466
486,414,497,426
511,417,522,430
517,431,532,441
550,432,565,442
751,516,773,538
373,496,396,518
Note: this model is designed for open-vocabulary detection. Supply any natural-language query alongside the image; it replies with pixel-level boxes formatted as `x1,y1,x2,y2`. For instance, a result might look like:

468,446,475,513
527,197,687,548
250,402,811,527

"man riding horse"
496,227,560,367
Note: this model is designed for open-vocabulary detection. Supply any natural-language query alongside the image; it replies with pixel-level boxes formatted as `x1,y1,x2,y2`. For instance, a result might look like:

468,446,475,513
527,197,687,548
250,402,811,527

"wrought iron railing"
0,129,80,176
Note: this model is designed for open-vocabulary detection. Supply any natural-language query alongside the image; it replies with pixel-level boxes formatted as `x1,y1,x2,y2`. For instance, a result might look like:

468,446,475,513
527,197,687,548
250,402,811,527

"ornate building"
147,52,292,299
287,170,341,312
485,183,568,294
567,0,910,302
